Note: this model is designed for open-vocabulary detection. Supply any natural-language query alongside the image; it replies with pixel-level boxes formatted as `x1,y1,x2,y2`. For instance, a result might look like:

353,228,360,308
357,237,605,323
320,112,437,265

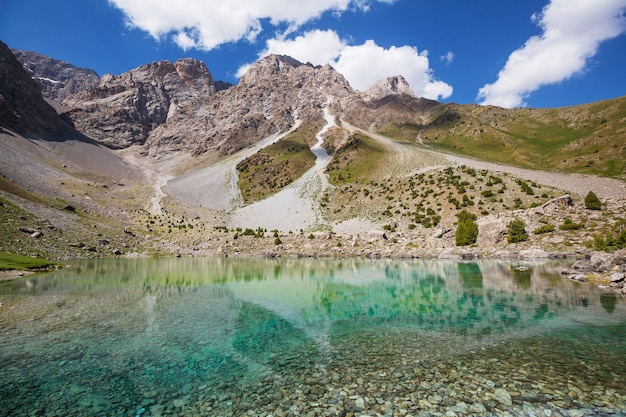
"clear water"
1,258,625,417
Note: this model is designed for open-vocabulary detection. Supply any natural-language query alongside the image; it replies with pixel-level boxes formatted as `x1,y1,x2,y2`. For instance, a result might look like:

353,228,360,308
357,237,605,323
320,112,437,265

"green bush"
455,210,478,246
533,223,555,234
593,227,626,252
559,218,584,231
584,191,602,210
507,219,528,243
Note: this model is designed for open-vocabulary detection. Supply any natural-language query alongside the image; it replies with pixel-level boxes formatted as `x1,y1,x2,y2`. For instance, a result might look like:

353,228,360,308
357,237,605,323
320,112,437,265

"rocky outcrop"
365,75,415,100
12,48,442,159
60,54,366,157
530,194,573,215
562,249,626,293
0,41,62,135
12,49,99,102
62,59,216,149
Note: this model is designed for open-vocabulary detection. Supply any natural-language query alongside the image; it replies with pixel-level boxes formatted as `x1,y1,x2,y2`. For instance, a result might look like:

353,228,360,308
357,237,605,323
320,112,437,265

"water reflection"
0,258,625,416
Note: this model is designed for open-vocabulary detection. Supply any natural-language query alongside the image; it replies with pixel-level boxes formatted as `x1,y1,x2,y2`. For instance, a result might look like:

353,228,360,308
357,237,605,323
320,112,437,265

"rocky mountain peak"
239,54,313,86
12,49,99,103
99,58,215,96
63,58,216,149
365,75,415,100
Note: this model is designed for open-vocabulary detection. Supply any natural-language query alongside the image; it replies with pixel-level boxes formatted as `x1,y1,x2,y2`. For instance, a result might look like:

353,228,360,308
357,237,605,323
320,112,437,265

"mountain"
377,98,626,179
365,75,415,100
1,43,626,263
0,41,61,135
12,49,100,103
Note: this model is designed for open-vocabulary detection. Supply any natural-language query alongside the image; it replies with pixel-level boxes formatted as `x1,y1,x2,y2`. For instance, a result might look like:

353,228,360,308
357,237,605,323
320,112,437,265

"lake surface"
1,258,625,417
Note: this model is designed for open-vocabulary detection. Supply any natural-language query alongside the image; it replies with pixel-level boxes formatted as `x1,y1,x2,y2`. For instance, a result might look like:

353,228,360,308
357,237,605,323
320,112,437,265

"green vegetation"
412,97,626,179
507,219,528,243
533,223,555,235
559,218,584,231
325,133,386,185
584,191,602,210
237,123,319,202
0,175,46,204
593,225,626,252
0,251,58,271
455,210,478,246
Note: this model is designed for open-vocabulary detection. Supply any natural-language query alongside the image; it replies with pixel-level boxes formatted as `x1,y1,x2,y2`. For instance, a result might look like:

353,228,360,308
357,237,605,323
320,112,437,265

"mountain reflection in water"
1,258,625,417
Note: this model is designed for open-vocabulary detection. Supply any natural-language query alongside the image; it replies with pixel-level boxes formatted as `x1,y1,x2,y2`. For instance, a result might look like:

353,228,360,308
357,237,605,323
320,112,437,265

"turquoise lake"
0,258,625,416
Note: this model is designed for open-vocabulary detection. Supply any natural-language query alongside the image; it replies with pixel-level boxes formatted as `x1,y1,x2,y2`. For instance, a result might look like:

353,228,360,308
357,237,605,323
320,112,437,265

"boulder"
367,230,387,241
589,252,614,271
476,215,507,246
614,248,626,265
531,195,573,215
432,228,451,239
519,248,549,259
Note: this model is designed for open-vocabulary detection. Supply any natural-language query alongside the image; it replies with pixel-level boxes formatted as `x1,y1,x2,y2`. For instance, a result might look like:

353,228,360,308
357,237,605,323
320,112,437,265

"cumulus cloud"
240,32,453,100
109,0,451,100
108,0,393,50
334,41,452,99
478,0,626,108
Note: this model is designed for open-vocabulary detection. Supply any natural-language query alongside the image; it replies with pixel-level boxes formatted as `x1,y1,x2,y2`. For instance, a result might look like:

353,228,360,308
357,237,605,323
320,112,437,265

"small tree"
584,191,602,210
455,210,478,246
507,219,528,243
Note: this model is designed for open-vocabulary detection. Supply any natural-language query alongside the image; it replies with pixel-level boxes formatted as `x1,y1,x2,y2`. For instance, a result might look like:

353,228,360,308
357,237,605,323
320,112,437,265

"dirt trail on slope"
123,115,625,235
348,125,626,200
440,154,626,200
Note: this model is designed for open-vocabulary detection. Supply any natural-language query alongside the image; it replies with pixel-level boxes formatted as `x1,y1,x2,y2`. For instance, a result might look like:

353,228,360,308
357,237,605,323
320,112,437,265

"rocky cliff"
60,54,370,157
0,41,62,135
12,49,100,103
9,47,443,159
365,75,415,100
61,58,217,150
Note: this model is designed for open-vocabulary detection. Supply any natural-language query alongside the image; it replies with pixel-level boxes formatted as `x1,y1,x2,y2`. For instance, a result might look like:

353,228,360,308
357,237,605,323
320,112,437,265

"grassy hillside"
325,132,386,185
236,123,319,202
379,96,626,180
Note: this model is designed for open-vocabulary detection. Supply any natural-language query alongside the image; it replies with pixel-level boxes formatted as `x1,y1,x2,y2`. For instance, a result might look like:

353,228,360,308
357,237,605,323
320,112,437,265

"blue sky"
1,0,625,108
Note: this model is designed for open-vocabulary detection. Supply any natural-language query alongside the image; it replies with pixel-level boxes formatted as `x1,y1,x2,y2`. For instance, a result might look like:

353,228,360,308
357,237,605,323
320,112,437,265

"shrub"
584,191,602,210
559,218,583,231
593,227,626,251
534,224,555,234
455,210,478,246
507,219,528,243
274,237,282,245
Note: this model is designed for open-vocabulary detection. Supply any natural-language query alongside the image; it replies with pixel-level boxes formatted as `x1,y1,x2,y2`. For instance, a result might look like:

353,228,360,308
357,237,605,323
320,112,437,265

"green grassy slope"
378,96,626,180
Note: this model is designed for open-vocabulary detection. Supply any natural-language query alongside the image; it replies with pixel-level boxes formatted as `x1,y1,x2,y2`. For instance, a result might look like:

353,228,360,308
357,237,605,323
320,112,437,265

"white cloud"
266,30,347,66
478,0,626,108
240,32,453,100
109,0,451,100
334,41,452,99
108,0,394,50
440,51,454,64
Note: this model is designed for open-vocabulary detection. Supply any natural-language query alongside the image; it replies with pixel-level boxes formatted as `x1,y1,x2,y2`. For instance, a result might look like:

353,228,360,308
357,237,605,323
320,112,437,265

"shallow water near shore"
1,258,625,416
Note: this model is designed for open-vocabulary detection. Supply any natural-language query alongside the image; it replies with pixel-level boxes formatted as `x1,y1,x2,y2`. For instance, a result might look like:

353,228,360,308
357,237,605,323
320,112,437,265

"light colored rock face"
60,54,367,157
62,59,216,150
365,75,415,100
12,49,100,102
18,50,440,159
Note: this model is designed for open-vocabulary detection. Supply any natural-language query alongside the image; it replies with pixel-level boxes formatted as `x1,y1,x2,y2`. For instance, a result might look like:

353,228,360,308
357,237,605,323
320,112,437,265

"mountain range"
1,39,625,260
